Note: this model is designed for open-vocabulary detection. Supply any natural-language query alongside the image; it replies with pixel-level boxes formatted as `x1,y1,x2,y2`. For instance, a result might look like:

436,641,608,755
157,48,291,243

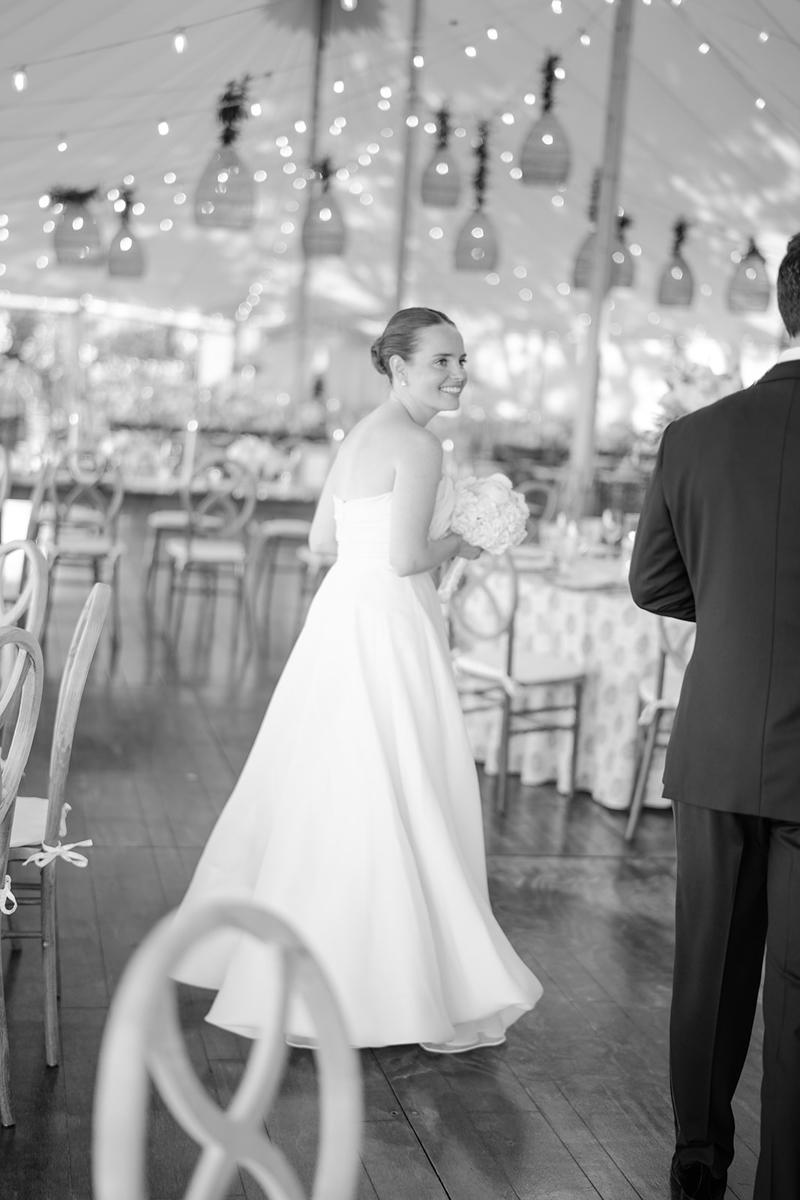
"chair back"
93,899,363,1200
0,540,49,640
519,478,559,526
43,583,110,847
181,454,257,541
24,459,54,542
654,616,696,698
49,449,125,539
0,446,11,515
448,553,519,672
0,627,44,830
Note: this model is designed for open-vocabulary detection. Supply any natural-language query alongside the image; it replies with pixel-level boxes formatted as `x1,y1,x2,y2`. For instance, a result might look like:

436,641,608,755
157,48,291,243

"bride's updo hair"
370,307,456,380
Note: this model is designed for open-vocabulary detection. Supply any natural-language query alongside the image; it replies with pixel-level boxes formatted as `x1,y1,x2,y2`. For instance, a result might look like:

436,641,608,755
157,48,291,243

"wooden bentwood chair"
93,899,363,1200
0,627,46,1127
625,616,695,842
447,553,586,814
3,583,111,1083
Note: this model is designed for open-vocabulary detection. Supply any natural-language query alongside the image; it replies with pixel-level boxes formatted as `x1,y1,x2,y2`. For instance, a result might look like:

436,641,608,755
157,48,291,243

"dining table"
461,545,674,812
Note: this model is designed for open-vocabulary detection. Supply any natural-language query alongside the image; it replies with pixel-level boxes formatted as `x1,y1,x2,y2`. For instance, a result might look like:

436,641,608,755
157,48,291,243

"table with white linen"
461,562,673,811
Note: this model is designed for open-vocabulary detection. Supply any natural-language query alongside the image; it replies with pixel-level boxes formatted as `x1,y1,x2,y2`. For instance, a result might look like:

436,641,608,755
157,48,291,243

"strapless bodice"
334,475,455,570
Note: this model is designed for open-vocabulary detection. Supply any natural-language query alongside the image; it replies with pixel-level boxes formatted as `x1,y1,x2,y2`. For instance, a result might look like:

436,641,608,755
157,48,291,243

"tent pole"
394,0,425,313
564,0,636,519
295,0,330,405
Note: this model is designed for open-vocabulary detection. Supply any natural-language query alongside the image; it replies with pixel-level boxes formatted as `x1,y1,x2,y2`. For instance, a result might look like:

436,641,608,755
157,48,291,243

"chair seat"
516,656,585,687
254,519,312,541
10,796,54,848
165,537,247,565
146,510,222,532
49,536,124,560
296,546,336,570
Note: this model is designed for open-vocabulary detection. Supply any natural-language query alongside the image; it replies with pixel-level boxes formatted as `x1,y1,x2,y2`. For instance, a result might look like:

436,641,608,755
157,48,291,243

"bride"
173,306,542,1052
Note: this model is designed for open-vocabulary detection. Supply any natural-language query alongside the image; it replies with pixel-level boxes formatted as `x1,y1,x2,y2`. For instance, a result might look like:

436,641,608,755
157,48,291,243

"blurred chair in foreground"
293,545,336,639
625,616,695,842
448,553,585,814
93,899,363,1200
251,519,313,634
0,626,45,1126
163,455,257,646
4,583,110,1075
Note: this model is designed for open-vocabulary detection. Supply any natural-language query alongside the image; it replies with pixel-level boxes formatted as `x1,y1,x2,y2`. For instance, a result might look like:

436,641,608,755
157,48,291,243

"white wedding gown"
172,476,542,1047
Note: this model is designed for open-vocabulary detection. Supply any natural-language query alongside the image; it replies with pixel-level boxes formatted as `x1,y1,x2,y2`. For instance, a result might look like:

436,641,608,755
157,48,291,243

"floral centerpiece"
438,473,529,602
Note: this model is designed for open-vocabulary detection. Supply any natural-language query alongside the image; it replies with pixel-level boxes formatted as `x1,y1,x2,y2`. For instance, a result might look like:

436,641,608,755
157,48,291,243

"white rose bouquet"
437,473,530,602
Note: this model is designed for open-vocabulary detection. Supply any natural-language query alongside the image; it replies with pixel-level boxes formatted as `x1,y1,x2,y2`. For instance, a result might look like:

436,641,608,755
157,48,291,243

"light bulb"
173,29,188,53
57,137,67,152
13,67,27,92
251,102,262,116
340,0,357,9
158,120,169,135
120,237,132,252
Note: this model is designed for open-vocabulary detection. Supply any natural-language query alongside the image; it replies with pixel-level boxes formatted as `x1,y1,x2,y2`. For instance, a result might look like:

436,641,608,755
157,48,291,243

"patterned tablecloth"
462,569,675,811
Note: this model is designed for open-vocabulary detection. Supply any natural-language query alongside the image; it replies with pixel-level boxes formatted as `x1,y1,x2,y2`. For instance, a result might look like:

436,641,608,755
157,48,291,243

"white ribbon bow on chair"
22,839,93,868
0,874,17,915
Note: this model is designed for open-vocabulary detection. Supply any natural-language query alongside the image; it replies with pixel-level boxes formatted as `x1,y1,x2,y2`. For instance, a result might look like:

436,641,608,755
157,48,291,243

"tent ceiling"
1,0,798,347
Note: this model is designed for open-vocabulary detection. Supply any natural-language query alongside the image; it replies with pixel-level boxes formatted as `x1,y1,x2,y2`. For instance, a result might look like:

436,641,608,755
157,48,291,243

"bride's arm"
389,430,466,577
308,470,338,554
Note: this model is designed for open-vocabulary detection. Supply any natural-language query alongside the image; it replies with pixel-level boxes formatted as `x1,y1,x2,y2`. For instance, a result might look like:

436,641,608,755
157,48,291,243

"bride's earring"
401,379,407,386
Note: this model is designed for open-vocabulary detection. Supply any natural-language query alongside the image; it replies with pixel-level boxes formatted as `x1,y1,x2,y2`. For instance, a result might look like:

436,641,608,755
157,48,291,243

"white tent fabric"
1,0,798,425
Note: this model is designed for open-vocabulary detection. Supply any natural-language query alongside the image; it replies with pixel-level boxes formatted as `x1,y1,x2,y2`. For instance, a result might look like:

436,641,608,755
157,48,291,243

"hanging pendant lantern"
50,187,104,265
108,188,145,278
573,171,633,289
657,218,694,306
520,55,570,186
455,121,498,271
421,106,461,208
727,237,771,313
302,158,347,256
195,77,255,230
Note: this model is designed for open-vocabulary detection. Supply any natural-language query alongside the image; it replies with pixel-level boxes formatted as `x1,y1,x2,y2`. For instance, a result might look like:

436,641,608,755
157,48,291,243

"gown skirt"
172,483,543,1047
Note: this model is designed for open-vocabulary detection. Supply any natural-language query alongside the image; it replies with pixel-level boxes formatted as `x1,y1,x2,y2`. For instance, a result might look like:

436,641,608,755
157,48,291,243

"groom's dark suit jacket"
629,359,800,819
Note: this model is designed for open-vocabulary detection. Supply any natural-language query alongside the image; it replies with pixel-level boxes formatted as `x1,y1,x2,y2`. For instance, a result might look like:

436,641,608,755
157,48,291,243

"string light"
173,29,188,54
254,169,267,181
699,43,710,54
164,171,176,184
487,27,498,39
250,102,262,116
465,45,477,57
39,193,50,208
756,97,766,108
340,0,357,9
501,112,514,124
160,218,173,231
524,93,536,105
759,31,769,42
158,119,169,135
57,135,68,152
380,86,392,98
554,66,566,80
580,31,591,46
295,120,306,132
123,174,134,185
413,54,424,68
333,80,344,93
13,67,27,92
552,0,562,12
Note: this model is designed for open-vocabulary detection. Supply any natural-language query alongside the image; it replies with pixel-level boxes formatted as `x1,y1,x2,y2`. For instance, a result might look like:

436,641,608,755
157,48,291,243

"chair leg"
568,681,584,801
625,714,661,842
142,526,160,594
41,864,60,1067
110,556,122,655
171,566,189,643
261,541,278,629
0,947,14,1126
495,693,512,815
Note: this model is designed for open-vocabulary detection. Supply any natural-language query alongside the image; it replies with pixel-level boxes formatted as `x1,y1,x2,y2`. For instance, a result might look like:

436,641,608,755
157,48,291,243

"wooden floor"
0,507,763,1200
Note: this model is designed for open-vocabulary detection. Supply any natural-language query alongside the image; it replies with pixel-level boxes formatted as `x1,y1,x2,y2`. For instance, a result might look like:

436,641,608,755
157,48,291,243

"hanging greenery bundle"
421,106,461,208
194,77,255,230
657,218,694,307
520,54,571,186
455,121,499,271
50,186,104,266
727,237,771,313
108,188,146,278
301,157,347,256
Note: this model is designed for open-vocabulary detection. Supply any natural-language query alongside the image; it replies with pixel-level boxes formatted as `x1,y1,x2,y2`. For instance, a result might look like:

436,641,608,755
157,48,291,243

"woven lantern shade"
194,79,255,230
572,216,633,290
727,238,771,313
108,188,145,278
657,218,694,306
421,107,461,207
520,55,570,186
302,160,346,256
50,188,104,266
455,120,498,272
455,210,499,271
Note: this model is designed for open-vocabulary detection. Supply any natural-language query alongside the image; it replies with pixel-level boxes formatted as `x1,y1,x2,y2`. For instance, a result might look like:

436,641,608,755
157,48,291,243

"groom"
629,234,800,1200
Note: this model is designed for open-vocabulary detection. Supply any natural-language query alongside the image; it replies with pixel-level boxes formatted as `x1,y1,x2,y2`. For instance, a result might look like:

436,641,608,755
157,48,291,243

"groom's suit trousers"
671,801,800,1200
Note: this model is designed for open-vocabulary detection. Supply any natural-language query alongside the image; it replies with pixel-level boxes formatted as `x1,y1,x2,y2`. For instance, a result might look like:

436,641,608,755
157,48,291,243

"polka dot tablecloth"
461,576,675,811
